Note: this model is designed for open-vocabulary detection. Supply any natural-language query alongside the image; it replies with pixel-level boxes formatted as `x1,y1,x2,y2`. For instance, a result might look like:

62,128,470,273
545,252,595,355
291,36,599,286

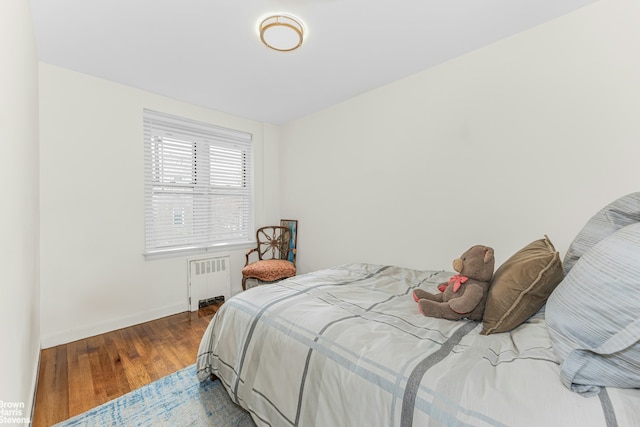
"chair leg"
242,276,247,291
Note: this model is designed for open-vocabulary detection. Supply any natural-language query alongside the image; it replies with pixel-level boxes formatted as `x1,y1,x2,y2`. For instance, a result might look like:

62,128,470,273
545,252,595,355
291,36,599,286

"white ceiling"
30,0,599,125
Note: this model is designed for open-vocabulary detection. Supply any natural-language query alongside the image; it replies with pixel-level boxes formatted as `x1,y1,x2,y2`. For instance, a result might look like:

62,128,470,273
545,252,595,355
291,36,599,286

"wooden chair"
242,226,296,290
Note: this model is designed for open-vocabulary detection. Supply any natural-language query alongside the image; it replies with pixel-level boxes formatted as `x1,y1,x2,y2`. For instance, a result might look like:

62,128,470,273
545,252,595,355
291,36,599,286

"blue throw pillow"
563,192,640,275
546,222,640,396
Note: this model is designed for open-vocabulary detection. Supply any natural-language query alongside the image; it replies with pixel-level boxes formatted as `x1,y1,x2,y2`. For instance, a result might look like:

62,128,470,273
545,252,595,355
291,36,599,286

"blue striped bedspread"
196,263,639,427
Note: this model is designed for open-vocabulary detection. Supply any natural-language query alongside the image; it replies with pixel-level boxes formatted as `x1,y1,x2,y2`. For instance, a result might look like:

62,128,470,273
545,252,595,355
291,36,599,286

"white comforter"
196,263,639,427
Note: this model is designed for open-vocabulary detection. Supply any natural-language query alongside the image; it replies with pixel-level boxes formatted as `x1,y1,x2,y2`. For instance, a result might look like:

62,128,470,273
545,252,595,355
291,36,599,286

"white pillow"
546,222,640,396
563,192,640,275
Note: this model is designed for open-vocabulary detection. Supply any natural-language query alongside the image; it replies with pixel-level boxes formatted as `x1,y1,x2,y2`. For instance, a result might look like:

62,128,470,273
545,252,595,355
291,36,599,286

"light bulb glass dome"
259,14,305,52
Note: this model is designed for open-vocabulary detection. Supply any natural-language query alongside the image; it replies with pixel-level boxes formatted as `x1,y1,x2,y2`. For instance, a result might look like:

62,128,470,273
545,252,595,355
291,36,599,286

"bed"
196,193,640,427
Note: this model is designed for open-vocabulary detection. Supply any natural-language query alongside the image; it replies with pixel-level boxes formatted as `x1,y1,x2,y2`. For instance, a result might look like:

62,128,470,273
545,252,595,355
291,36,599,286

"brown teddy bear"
413,245,495,321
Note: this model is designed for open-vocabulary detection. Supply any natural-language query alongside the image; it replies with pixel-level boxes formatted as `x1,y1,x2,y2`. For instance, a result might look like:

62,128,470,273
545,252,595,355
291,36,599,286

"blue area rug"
54,365,255,426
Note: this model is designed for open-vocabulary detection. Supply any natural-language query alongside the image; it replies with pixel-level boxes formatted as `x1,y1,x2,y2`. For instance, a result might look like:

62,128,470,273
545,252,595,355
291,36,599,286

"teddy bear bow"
448,274,469,292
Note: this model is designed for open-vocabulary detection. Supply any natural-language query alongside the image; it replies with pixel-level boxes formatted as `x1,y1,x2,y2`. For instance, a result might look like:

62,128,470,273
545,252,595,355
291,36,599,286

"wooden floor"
32,304,220,427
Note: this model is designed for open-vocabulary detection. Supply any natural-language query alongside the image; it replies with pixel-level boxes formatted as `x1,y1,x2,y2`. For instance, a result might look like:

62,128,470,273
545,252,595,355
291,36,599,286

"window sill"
143,241,255,261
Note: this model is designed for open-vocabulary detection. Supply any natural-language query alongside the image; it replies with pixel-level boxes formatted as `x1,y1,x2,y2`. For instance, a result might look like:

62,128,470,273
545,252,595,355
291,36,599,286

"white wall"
39,64,280,347
0,0,40,419
280,0,640,274
36,0,640,347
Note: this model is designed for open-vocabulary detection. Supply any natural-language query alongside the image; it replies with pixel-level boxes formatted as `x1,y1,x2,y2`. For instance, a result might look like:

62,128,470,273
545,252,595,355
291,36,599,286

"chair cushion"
242,259,296,282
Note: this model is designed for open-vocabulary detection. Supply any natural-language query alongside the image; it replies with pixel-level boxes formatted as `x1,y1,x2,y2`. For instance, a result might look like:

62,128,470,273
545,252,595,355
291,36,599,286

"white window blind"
143,109,253,255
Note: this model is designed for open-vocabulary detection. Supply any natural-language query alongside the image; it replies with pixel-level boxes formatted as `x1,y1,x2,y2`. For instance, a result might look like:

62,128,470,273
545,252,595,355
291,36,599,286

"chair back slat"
256,226,291,262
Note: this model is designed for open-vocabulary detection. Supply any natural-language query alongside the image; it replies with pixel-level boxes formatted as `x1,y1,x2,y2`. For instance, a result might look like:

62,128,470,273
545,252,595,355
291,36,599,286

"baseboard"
40,302,186,348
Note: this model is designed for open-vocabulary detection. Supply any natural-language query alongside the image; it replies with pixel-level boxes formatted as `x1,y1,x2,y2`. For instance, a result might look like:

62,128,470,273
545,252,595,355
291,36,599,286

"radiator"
188,255,231,311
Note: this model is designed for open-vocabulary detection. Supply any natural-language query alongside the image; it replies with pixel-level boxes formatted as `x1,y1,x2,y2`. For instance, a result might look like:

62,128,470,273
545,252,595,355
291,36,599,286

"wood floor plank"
33,348,65,427
31,305,219,427
124,325,157,387
111,327,146,392
86,335,110,404
102,331,132,397
66,339,96,417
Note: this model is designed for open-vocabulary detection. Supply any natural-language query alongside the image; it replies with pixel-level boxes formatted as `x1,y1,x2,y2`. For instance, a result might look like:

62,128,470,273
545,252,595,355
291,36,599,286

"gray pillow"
546,222,640,396
563,192,640,275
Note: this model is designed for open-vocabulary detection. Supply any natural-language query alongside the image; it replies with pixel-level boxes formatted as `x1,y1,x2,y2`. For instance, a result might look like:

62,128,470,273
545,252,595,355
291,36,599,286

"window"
143,109,253,256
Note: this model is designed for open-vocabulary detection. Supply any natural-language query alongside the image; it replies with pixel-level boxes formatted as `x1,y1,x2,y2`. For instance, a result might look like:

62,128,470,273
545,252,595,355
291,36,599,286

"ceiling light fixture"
259,14,305,52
